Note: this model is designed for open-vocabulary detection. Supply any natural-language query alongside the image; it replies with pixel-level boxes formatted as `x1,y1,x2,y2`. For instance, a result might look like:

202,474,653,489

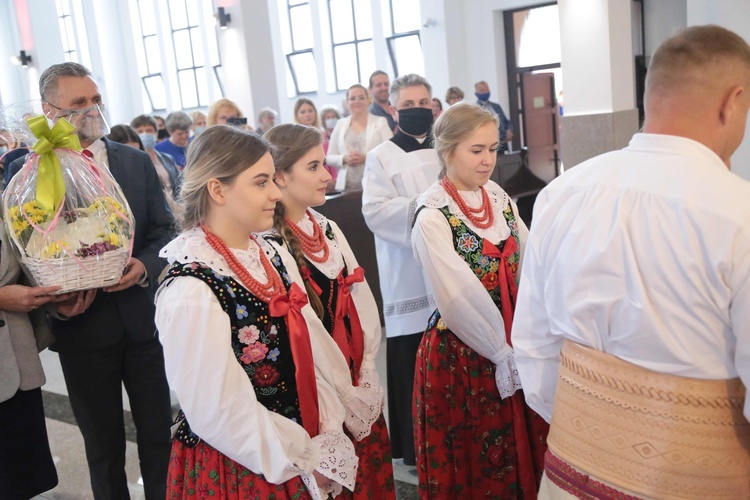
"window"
283,0,319,95
167,0,217,109
55,0,91,68
132,0,167,111
130,0,223,112
385,0,423,77
328,0,375,91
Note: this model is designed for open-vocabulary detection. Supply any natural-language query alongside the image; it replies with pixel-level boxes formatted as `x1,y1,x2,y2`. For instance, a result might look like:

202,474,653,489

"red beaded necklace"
440,176,494,229
202,225,284,303
283,210,330,263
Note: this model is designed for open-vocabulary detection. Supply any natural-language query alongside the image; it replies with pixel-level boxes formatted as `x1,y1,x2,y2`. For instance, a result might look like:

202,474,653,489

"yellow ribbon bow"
27,115,82,213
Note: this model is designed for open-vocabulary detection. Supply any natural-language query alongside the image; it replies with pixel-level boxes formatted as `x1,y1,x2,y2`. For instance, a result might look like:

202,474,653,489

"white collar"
84,138,109,170
160,227,277,283
417,179,511,242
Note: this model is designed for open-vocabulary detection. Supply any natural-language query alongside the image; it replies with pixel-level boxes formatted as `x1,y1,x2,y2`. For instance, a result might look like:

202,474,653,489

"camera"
226,117,248,127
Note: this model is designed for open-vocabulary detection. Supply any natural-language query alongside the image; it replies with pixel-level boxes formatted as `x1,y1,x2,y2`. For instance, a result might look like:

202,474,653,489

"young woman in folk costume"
263,124,395,499
154,125,361,499
411,103,549,498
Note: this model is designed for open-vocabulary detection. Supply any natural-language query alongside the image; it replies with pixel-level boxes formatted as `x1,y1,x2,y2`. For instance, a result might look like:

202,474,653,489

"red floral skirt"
167,439,312,499
339,413,396,499
413,325,549,499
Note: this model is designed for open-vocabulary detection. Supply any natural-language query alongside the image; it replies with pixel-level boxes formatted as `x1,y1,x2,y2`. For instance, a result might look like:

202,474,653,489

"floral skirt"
339,413,396,499
167,439,312,499
413,321,549,499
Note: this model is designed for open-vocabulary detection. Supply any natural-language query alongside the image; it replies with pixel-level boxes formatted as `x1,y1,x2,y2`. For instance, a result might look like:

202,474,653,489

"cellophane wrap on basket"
2,116,135,293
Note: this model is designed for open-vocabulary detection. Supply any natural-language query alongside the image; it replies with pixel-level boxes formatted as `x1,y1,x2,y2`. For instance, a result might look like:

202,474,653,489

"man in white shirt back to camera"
512,25,750,499
362,73,440,468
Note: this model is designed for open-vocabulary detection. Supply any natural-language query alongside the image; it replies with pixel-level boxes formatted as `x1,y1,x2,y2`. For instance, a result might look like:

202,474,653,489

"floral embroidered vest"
162,251,303,447
427,204,520,335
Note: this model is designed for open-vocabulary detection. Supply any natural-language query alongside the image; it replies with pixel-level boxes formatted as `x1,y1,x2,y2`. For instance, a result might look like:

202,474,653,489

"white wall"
0,0,28,112
88,0,142,125
643,0,687,59
687,0,750,179
558,0,634,116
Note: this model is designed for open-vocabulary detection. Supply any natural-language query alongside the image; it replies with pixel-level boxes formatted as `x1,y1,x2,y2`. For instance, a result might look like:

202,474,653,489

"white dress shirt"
512,133,750,422
412,180,528,397
362,141,441,337
270,210,385,440
85,138,109,171
294,210,383,378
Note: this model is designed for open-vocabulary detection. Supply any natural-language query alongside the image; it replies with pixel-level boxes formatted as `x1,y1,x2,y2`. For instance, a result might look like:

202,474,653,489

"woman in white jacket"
326,84,392,191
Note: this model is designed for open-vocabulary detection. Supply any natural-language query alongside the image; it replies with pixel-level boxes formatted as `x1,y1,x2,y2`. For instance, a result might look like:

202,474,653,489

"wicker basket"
22,246,131,294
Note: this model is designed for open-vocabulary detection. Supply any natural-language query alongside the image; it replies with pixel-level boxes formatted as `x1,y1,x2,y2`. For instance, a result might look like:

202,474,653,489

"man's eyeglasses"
45,102,105,119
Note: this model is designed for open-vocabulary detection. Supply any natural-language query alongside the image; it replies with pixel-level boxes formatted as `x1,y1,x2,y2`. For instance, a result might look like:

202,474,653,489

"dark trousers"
58,336,172,499
386,332,423,466
0,388,58,499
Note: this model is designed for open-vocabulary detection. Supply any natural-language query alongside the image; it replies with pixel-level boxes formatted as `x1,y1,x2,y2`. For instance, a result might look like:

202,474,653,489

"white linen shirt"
512,133,750,422
155,229,359,496
412,180,528,398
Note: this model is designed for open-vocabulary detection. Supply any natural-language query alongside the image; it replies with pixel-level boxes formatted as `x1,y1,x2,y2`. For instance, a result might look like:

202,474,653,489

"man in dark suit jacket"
10,62,174,499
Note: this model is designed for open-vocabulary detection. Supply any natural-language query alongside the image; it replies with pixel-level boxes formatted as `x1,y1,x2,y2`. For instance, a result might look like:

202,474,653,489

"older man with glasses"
9,62,174,499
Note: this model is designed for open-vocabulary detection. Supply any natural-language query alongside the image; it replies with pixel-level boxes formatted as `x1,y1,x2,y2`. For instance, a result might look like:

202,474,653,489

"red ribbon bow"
333,266,366,384
300,266,323,295
481,237,519,344
268,283,320,438
482,236,536,498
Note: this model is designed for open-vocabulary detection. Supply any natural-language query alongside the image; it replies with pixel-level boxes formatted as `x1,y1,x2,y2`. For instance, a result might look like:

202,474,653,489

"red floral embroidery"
481,272,499,290
413,206,548,498
253,363,281,387
167,440,311,499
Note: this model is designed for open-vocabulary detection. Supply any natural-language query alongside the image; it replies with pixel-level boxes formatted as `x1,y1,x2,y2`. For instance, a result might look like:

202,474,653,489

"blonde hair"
263,124,326,318
293,98,320,128
179,125,270,230
207,98,244,126
433,102,498,179
346,84,368,100
190,110,206,124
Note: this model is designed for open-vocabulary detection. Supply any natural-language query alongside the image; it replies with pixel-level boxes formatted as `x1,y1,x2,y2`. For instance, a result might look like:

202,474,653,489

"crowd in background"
6,24,745,500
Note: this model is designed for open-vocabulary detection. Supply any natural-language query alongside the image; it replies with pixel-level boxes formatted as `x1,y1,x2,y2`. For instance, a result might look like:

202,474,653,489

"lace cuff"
490,348,523,399
341,384,383,441
310,429,358,495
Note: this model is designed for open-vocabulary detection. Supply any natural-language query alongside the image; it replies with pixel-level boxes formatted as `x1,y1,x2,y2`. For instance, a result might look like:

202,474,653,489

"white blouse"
266,210,385,441
411,180,529,398
512,133,750,423
155,228,358,498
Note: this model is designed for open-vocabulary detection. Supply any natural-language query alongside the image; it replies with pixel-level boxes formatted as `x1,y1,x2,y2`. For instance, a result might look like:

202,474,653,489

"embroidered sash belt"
547,340,750,499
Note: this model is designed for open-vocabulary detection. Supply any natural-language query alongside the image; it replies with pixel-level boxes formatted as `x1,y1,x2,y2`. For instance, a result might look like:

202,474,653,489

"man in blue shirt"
475,80,514,152
368,70,398,132
154,111,191,168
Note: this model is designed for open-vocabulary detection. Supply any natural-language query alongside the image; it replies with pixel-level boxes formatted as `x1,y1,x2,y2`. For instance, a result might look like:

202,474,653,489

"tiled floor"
33,334,419,499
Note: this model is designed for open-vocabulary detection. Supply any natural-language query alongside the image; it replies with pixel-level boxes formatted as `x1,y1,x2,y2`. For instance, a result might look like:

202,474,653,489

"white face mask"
325,117,338,130
0,146,8,156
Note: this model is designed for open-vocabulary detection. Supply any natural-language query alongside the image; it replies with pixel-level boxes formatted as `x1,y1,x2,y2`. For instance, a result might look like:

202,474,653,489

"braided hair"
264,124,327,319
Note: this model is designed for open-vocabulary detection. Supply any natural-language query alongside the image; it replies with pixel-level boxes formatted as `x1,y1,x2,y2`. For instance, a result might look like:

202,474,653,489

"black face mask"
157,128,170,140
397,107,434,136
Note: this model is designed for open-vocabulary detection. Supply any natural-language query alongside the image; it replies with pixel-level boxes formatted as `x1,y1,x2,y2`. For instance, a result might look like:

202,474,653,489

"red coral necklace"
202,225,284,302
440,176,494,229
283,210,330,263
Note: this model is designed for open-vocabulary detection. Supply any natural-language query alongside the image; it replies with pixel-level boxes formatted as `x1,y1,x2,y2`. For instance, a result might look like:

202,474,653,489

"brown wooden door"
521,72,559,183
